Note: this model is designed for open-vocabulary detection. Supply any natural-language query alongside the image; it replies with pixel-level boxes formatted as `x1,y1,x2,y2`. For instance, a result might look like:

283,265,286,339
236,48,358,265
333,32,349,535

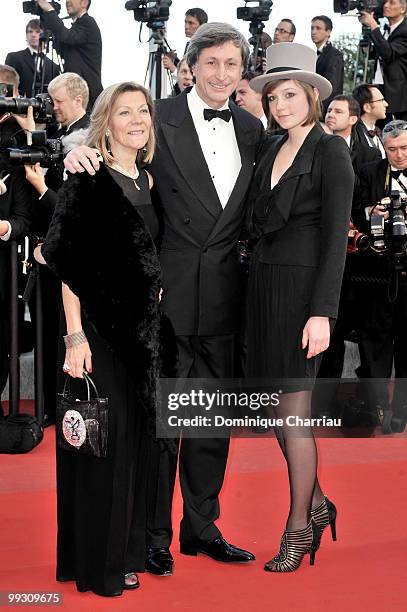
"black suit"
4,48,60,97
41,11,103,108
353,120,384,155
352,159,407,416
370,18,407,116
148,89,263,546
316,42,344,115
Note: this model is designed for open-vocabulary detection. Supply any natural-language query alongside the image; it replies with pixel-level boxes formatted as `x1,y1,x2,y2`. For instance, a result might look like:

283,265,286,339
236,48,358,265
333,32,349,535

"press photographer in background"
162,7,208,73
34,0,103,109
0,65,33,416
359,0,407,120
172,57,193,96
24,72,89,426
352,120,407,433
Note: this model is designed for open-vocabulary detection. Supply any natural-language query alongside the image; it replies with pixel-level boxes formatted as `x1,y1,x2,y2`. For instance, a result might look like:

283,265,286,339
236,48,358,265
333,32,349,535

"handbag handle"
62,371,100,401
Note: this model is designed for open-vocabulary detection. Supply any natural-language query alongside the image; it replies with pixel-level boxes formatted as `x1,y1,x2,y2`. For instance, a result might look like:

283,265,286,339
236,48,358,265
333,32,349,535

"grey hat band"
266,66,300,75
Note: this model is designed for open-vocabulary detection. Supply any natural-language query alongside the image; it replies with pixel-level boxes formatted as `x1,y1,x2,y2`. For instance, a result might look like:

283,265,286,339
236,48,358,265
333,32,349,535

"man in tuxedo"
24,72,89,426
5,19,60,97
311,15,344,116
352,83,388,158
353,120,407,432
163,7,209,73
359,0,407,120
35,0,102,109
63,22,264,576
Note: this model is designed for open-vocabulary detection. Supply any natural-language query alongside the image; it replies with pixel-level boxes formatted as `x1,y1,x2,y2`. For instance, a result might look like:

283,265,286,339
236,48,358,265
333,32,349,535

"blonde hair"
86,82,155,165
48,72,89,109
262,79,321,127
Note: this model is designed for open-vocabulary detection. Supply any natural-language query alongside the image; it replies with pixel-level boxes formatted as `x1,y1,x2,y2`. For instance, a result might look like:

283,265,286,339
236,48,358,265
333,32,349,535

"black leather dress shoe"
145,547,173,576
180,536,255,562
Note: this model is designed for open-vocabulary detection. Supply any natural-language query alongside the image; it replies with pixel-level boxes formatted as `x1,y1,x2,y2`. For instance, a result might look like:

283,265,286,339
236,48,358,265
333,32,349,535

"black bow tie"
203,108,232,122
384,23,391,33
391,169,407,179
367,128,379,138
317,49,322,56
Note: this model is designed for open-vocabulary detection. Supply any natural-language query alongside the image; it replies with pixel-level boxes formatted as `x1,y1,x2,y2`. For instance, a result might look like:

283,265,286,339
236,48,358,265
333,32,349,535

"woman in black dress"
247,44,354,571
39,82,165,596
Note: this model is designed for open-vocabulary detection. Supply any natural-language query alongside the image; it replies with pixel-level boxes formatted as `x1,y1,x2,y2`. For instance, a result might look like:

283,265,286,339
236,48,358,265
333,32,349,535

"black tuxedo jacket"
370,18,407,114
353,158,389,233
316,43,344,114
349,135,382,209
41,11,103,108
353,120,383,150
150,89,264,335
5,48,60,97
247,124,354,318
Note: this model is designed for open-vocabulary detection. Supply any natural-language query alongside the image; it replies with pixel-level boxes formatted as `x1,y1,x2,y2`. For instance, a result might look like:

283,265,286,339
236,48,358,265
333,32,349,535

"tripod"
352,25,374,88
144,26,175,99
31,28,64,97
248,20,267,74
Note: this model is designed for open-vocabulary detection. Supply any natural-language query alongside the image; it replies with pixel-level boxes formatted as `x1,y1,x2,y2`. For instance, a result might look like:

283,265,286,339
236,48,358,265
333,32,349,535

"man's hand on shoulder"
64,146,101,175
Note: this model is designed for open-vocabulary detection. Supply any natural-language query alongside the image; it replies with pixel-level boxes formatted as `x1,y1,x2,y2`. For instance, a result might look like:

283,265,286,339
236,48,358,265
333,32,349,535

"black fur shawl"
42,164,166,439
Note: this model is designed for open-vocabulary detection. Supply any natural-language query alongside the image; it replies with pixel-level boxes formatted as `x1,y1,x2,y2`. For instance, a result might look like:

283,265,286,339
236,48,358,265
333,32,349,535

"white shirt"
260,114,268,129
187,86,241,209
374,18,404,84
361,120,386,159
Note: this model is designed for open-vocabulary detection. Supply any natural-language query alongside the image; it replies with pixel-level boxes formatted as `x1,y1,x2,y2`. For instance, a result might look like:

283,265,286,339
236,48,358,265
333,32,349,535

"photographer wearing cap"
0,65,33,414
352,120,407,432
35,0,102,109
359,0,407,120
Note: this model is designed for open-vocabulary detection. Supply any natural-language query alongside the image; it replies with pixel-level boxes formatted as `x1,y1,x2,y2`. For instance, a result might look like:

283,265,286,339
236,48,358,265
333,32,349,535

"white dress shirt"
361,120,386,159
374,18,404,84
187,86,241,209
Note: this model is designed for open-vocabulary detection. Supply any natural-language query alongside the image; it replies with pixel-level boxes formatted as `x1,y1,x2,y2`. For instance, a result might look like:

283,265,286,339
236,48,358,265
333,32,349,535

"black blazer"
247,124,354,318
353,158,389,233
316,43,344,114
150,89,264,336
353,119,383,150
370,18,407,114
41,11,103,108
4,48,60,97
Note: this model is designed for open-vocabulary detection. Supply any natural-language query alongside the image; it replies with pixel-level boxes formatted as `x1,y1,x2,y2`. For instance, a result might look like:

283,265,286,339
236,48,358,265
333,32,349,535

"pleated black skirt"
56,318,151,597
246,258,323,390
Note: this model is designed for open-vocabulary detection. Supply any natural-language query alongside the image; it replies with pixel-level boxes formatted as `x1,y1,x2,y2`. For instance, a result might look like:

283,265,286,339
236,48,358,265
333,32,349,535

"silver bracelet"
63,330,88,349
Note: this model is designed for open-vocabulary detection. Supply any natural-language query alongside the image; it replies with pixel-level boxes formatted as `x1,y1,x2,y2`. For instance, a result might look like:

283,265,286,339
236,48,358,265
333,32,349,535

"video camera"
0,93,54,124
237,1,273,74
125,0,172,28
22,1,61,16
370,191,407,269
333,0,384,17
4,130,63,169
237,0,273,22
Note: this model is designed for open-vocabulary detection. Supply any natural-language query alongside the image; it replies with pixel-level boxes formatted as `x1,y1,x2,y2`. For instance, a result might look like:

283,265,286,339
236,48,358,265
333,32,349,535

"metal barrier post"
8,241,19,415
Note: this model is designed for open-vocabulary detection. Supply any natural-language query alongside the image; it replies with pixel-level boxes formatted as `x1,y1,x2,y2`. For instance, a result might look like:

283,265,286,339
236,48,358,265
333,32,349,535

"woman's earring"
105,130,110,138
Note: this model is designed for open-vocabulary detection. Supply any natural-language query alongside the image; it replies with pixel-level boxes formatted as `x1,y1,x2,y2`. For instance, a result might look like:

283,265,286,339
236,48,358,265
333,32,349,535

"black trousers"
148,334,235,547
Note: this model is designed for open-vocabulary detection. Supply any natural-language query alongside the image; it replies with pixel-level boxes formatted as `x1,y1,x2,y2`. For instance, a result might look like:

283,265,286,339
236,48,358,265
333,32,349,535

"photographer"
273,18,296,44
162,7,208,73
4,19,60,97
24,72,89,426
353,120,407,432
0,66,33,415
359,0,407,120
35,0,102,109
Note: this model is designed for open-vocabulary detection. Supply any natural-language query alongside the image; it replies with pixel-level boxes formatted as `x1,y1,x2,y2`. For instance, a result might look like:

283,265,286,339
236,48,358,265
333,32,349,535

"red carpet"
0,411,406,611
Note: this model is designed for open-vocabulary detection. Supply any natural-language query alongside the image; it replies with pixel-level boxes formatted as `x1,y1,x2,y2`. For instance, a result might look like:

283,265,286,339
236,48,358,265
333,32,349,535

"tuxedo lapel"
159,92,223,220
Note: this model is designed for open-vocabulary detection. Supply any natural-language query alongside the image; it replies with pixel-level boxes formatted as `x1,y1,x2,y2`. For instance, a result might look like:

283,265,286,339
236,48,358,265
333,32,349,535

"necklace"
109,161,140,190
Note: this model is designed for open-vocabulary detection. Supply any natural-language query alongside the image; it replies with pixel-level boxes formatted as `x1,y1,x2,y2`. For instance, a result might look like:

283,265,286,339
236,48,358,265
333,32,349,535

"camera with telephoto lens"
369,191,407,269
5,130,63,168
125,0,172,28
333,0,383,15
237,0,273,22
22,1,61,16
347,221,370,254
0,93,54,124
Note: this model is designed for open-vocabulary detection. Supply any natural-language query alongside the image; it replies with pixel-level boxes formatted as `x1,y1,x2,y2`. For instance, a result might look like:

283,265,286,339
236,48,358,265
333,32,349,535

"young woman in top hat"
246,43,354,572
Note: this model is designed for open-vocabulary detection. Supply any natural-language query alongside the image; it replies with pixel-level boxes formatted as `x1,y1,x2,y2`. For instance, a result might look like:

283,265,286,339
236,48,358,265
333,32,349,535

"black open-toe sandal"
124,572,140,590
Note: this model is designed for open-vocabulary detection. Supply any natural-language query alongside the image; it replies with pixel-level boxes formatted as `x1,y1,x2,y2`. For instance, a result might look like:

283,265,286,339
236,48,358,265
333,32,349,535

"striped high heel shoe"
264,520,321,572
311,496,337,542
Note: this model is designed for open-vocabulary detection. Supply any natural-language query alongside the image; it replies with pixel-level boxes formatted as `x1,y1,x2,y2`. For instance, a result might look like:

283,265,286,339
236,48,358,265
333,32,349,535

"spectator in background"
173,58,193,95
273,18,296,44
163,7,208,73
5,19,60,97
352,83,388,158
235,71,267,128
35,0,103,109
359,0,407,120
311,15,344,116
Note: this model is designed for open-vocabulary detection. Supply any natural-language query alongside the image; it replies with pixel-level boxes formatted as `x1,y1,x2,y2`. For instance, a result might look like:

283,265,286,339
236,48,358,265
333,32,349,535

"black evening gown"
56,169,159,596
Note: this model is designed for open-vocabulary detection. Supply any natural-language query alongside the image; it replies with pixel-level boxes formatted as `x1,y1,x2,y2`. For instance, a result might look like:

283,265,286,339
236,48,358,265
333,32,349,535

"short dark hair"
312,15,333,31
281,18,296,36
352,83,376,114
185,7,208,25
331,94,361,118
26,19,41,33
241,71,257,83
0,64,20,88
86,0,91,9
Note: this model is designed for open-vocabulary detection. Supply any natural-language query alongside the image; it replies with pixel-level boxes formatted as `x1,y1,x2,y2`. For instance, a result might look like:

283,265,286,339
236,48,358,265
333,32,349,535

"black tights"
267,390,325,531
